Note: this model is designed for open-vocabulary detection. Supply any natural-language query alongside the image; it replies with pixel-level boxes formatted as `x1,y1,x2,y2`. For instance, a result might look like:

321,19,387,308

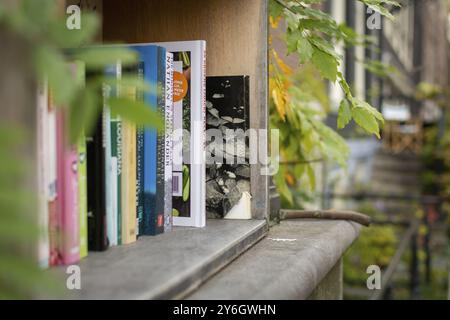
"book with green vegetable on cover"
152,41,206,228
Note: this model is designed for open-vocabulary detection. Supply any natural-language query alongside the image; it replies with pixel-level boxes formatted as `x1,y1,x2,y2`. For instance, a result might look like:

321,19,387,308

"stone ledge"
59,219,267,299
187,219,361,300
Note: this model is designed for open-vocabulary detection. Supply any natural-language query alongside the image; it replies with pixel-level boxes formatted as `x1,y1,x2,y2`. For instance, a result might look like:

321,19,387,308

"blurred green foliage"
344,204,399,285
0,0,160,299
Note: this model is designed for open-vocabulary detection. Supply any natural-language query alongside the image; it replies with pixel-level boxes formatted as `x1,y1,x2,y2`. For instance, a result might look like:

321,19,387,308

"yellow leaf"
270,16,281,29
273,51,293,76
285,172,296,187
272,87,286,121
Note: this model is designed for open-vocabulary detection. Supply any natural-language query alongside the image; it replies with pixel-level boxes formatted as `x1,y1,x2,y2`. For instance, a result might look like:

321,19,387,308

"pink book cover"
56,109,80,265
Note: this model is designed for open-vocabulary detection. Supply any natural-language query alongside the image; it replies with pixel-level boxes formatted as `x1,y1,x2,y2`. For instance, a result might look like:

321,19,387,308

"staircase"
370,150,422,218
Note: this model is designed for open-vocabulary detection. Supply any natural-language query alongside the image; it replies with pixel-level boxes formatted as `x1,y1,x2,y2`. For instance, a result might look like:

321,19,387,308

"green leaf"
48,12,99,48
69,87,100,142
352,106,380,138
72,48,138,69
337,99,352,129
33,46,77,105
269,0,284,19
108,98,163,129
286,29,300,54
354,98,384,124
309,36,341,60
306,164,316,191
103,76,153,94
312,49,338,82
338,72,352,98
297,36,314,64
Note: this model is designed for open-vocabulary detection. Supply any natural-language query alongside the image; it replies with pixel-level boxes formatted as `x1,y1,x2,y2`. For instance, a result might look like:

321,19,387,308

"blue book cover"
135,62,145,236
130,45,165,235
155,46,166,235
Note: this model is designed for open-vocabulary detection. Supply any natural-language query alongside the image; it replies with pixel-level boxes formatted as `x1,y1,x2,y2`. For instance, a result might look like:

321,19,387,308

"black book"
86,100,108,251
206,75,251,219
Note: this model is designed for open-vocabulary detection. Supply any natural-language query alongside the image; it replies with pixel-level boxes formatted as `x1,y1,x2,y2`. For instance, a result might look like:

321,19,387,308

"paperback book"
205,76,251,219
130,45,166,235
152,40,206,228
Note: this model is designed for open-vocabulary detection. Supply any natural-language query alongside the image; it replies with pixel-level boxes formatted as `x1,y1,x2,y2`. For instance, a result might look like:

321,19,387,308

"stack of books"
36,41,207,267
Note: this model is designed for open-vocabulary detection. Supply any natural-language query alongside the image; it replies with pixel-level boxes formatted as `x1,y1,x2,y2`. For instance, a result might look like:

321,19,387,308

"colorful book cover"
111,64,123,244
78,130,88,258
76,61,88,259
121,73,138,244
136,62,145,236
205,76,251,219
36,80,49,268
130,45,165,235
152,41,206,228
155,46,167,233
164,52,174,232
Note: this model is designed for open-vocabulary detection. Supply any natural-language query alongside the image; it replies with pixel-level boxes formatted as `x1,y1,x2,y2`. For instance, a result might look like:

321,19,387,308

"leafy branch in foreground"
0,0,161,298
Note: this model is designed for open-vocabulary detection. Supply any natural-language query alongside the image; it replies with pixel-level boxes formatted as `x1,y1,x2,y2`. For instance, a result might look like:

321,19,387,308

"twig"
280,158,324,165
279,209,372,227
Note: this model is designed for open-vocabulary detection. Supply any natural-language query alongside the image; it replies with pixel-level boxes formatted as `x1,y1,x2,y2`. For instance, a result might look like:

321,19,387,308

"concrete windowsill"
188,219,361,300
68,219,267,299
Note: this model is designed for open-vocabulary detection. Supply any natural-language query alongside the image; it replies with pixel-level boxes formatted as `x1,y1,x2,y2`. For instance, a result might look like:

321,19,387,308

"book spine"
164,52,174,232
121,71,137,244
155,47,166,234
56,107,79,265
47,92,60,266
121,124,137,244
110,64,123,245
199,41,207,227
78,131,88,258
136,62,145,236
87,69,108,252
111,117,122,245
37,80,49,268
106,63,121,247
76,62,88,259
140,46,159,236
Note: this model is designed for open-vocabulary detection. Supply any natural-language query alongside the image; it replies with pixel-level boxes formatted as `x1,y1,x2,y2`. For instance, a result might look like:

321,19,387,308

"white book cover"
147,40,206,228
105,61,120,246
37,80,49,268
164,52,174,232
110,157,118,246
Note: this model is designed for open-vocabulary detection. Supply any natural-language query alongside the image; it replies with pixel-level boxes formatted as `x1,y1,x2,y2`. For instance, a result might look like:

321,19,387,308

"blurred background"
271,0,450,300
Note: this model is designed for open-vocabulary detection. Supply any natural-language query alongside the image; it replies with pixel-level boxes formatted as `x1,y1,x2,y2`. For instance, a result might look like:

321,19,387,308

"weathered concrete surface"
308,259,343,300
188,219,361,300
62,219,267,299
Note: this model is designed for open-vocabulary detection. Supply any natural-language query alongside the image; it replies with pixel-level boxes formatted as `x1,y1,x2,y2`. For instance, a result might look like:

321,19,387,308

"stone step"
371,170,421,186
369,181,421,196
